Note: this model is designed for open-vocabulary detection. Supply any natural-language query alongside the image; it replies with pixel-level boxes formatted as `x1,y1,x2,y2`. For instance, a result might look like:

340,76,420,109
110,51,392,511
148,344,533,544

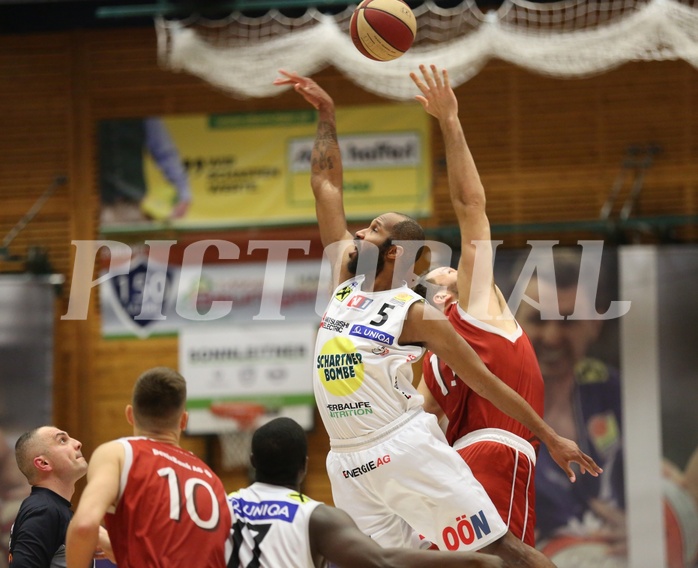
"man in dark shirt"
9,426,110,568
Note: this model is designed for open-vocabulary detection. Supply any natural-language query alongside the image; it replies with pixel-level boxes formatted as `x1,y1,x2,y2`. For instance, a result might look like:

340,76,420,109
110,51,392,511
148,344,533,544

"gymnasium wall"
0,26,696,502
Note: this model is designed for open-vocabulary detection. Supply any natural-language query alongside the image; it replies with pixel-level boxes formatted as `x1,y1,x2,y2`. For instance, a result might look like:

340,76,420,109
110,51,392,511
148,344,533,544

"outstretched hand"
409,64,459,121
273,69,334,112
548,434,603,482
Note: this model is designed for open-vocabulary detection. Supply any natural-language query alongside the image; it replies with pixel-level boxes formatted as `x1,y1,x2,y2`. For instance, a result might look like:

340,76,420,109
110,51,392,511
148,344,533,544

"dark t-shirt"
534,358,624,539
8,486,84,568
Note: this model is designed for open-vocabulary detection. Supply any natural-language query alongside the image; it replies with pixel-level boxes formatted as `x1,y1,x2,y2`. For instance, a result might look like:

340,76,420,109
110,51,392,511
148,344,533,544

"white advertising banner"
99,254,325,338
179,322,317,434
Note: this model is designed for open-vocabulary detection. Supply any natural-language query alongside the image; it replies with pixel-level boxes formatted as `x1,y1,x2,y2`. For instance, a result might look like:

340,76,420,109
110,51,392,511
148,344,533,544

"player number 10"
158,466,220,530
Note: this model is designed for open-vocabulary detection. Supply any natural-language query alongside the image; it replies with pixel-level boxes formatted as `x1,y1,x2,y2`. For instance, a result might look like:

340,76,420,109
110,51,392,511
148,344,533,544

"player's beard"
347,238,392,277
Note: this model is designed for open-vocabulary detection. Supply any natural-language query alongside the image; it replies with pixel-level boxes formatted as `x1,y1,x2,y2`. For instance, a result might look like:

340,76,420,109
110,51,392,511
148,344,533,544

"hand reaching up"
274,70,334,112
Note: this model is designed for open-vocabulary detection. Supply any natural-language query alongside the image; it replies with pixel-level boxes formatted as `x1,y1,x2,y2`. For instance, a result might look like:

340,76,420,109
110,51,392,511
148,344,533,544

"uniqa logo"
232,498,299,522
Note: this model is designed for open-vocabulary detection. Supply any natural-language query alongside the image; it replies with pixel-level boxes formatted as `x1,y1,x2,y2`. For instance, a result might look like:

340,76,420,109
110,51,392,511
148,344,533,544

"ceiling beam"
96,0,353,18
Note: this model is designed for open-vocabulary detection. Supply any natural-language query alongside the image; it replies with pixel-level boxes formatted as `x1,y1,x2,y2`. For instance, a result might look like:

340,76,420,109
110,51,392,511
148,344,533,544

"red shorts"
455,431,536,546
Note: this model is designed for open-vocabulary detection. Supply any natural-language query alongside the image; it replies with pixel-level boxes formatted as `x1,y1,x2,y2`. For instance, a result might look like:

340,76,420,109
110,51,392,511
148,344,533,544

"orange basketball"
350,0,417,62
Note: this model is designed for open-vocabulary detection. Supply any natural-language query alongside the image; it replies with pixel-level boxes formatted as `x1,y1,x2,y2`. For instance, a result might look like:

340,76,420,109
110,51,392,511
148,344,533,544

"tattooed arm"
275,70,353,283
274,71,351,247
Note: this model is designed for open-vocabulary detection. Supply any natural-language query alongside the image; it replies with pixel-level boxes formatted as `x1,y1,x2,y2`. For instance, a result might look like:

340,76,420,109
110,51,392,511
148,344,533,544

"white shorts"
327,409,507,551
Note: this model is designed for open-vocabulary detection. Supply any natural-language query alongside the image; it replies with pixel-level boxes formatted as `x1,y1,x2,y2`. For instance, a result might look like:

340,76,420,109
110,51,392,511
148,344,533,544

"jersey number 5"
369,303,395,326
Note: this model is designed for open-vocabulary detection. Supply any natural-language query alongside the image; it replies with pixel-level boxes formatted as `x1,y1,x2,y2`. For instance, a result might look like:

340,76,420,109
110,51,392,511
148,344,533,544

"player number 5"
369,303,395,326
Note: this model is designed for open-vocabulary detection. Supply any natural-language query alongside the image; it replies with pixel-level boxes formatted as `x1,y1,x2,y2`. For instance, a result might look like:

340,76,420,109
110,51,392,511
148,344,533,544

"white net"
209,402,266,471
218,428,254,470
156,0,698,101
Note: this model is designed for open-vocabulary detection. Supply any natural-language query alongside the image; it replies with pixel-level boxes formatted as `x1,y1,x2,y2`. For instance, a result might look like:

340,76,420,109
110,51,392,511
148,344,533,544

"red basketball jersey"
422,302,545,451
105,437,232,568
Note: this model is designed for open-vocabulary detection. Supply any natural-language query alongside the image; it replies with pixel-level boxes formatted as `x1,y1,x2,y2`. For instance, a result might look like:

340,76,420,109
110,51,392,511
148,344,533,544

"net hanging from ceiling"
156,0,698,100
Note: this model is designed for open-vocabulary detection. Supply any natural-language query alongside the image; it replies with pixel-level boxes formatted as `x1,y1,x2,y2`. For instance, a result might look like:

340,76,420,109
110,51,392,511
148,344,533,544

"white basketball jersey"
228,483,326,568
314,275,425,440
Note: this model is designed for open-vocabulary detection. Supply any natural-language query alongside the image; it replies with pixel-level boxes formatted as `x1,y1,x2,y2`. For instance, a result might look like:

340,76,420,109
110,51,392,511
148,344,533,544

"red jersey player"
66,367,232,567
411,65,546,546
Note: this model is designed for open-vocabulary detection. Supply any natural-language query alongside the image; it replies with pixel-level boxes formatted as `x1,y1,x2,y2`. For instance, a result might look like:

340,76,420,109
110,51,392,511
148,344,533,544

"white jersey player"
229,483,323,568
315,275,425,439
274,67,600,566
228,416,505,568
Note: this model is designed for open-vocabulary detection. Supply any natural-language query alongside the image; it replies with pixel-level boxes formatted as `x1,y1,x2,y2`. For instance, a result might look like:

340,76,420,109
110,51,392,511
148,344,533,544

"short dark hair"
132,367,187,430
15,427,43,482
251,417,307,486
389,213,426,263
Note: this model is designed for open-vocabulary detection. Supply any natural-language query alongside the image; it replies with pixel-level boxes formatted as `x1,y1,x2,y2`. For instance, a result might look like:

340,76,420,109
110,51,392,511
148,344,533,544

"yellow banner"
134,105,431,229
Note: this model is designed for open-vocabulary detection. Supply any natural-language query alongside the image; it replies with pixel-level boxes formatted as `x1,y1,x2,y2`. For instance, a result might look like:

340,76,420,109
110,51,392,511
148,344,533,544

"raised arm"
274,71,352,249
402,302,602,481
411,65,505,322
309,503,503,568
66,442,123,568
274,70,354,285
144,117,191,219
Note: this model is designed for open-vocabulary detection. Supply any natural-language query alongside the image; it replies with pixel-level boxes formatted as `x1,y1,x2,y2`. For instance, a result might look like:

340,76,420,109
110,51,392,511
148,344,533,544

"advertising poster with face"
491,244,697,568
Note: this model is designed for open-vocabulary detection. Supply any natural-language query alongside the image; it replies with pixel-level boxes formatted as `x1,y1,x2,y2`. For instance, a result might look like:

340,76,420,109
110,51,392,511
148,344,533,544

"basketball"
350,0,417,62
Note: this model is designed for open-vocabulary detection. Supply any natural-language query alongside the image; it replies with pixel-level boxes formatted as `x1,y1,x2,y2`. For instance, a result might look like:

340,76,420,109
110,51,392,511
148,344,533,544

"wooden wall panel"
0,33,82,439
0,26,696,507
